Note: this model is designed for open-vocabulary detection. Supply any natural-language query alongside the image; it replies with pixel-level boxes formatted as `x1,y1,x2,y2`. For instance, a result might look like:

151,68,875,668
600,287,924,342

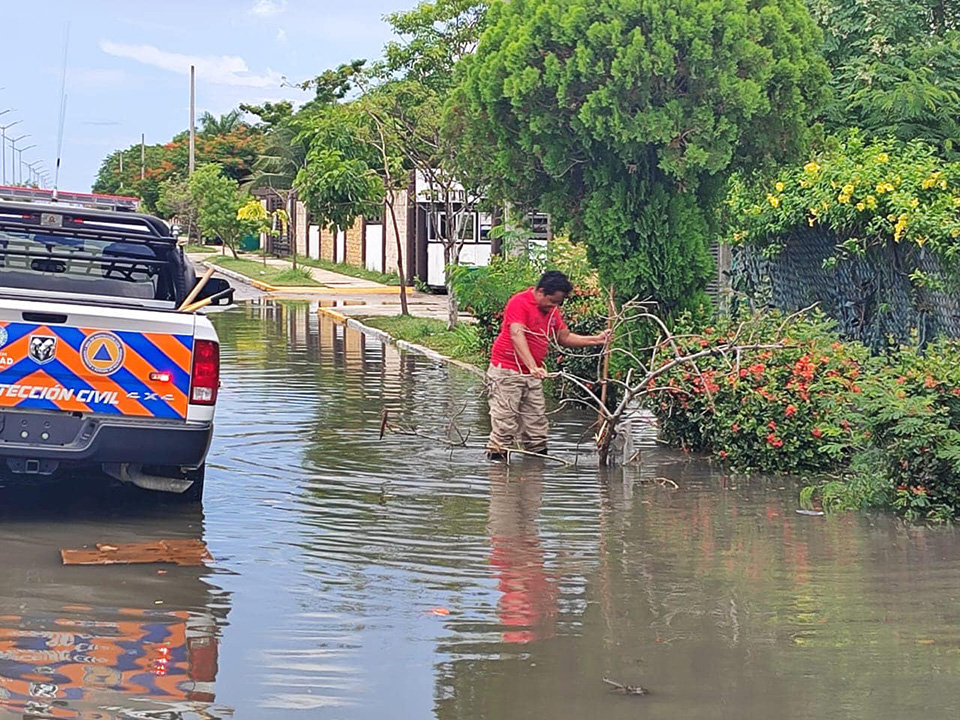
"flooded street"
3,301,960,719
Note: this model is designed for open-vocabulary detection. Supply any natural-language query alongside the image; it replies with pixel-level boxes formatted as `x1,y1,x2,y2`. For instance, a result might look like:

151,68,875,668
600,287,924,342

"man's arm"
510,323,548,379
557,327,611,348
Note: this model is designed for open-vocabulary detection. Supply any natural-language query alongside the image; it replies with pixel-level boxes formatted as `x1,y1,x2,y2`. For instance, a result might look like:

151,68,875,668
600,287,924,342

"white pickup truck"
0,199,232,500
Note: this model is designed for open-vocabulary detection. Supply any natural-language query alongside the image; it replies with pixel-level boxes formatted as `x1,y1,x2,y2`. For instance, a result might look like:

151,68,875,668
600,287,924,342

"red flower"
785,404,797,418
897,484,907,491
718,450,728,459
811,427,823,438
768,420,778,430
766,433,783,447
739,368,748,378
924,376,937,389
896,376,907,385
731,423,740,433
913,486,927,495
851,385,862,394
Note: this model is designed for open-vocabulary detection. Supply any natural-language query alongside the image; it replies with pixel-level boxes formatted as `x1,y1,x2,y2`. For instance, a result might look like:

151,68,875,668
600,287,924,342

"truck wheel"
177,465,205,502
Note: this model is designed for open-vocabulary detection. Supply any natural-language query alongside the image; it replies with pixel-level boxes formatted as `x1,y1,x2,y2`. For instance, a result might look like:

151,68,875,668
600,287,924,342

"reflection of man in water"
487,461,558,644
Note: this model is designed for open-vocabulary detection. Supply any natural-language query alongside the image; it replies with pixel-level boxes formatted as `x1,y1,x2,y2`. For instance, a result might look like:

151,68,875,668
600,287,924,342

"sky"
1,0,401,193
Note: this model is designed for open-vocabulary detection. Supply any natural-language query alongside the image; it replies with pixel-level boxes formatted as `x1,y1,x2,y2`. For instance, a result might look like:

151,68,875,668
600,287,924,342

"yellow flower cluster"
804,161,820,175
875,153,889,163
893,213,908,242
775,181,785,193
876,181,895,194
838,183,855,204
767,193,780,208
920,172,948,191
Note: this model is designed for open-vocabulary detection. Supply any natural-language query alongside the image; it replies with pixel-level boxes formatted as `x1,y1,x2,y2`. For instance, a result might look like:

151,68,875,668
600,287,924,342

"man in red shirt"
487,271,610,459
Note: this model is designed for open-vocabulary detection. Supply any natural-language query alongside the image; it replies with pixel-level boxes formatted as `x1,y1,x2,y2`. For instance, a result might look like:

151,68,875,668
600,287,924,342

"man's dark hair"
537,270,573,296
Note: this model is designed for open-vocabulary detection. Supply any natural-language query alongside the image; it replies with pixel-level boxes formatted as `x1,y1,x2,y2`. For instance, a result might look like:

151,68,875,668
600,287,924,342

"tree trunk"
386,196,409,316
443,242,459,329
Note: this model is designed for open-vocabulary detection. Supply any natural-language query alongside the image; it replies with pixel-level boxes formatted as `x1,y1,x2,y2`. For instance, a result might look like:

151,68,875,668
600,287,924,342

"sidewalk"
189,251,458,322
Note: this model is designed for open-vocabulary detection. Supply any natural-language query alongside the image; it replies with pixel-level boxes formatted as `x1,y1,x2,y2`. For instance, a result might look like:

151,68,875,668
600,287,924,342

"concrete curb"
317,307,485,378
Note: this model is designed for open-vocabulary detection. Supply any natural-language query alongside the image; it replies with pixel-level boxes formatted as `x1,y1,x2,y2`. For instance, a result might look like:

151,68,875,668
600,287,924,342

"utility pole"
140,133,145,180
188,65,196,175
119,152,123,191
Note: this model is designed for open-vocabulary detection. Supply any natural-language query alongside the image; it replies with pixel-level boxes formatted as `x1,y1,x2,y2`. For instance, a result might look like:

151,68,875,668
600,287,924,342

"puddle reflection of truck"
0,495,231,719
0,195,232,500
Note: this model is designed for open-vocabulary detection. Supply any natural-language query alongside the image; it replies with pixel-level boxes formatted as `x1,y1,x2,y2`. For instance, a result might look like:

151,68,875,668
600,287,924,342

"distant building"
256,171,550,289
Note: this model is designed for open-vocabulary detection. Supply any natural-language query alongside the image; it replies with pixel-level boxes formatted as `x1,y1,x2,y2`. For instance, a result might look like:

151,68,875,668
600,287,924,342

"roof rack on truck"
0,185,140,212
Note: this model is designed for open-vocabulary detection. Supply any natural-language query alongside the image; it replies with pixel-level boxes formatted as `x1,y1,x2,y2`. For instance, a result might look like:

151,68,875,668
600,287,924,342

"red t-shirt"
489,288,567,373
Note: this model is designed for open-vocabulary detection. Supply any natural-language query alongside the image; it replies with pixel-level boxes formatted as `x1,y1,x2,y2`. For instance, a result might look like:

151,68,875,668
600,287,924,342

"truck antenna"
53,22,70,202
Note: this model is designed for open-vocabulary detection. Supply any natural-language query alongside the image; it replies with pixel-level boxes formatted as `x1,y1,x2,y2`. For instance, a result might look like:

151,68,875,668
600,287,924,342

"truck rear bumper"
0,410,212,471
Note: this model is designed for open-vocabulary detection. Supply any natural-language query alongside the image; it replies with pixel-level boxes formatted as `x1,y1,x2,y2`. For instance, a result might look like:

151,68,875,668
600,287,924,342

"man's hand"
595,329,613,346
529,366,548,380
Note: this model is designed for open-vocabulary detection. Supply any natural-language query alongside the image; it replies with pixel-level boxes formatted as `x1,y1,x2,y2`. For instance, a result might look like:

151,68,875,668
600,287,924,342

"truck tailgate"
0,298,194,420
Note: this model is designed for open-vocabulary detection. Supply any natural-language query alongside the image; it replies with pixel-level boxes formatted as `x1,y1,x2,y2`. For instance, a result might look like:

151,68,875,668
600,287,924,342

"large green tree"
188,164,255,259
809,0,960,156
453,0,829,313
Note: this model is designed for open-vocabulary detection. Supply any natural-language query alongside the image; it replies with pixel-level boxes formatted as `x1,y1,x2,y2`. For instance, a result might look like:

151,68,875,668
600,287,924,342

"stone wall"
345,217,364,267
295,201,308,257
319,225,334,262
384,191,409,275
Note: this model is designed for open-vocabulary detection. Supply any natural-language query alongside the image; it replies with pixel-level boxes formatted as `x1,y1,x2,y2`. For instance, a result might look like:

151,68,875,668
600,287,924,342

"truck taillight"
190,340,219,405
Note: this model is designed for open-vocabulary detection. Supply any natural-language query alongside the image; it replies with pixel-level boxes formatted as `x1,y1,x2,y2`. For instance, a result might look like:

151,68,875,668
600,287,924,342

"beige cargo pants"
486,364,549,454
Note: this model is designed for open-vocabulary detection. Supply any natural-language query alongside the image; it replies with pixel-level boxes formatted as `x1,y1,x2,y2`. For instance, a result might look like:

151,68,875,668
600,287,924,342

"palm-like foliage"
199,109,245,136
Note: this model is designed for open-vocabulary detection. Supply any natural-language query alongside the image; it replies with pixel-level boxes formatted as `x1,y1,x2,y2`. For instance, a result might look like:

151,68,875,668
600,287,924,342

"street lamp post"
0,119,20,185
26,161,41,187
15,144,35,186
8,134,28,186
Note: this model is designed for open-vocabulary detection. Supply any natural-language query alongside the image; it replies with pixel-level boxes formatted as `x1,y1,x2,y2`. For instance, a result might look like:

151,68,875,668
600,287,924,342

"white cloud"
249,0,287,17
276,28,288,44
100,41,283,88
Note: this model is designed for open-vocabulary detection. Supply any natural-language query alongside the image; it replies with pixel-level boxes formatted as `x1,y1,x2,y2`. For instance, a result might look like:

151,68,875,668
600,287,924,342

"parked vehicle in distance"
0,196,233,500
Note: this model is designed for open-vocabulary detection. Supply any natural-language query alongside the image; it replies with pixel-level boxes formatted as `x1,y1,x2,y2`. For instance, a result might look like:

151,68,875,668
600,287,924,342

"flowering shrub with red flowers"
650,311,868,474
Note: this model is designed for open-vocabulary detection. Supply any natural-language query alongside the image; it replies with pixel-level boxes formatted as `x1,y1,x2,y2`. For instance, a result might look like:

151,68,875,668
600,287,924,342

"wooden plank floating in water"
61,539,212,566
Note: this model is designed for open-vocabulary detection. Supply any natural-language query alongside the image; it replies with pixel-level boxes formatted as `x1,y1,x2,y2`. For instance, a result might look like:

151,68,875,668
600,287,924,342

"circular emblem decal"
0,326,7,348
81,332,125,375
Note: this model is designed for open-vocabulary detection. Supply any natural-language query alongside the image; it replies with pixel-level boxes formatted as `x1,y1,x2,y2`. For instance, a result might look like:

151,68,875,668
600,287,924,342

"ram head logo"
28,335,57,365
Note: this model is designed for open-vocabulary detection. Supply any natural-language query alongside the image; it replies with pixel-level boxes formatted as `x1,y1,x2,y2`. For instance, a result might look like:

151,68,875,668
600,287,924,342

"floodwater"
2,301,960,720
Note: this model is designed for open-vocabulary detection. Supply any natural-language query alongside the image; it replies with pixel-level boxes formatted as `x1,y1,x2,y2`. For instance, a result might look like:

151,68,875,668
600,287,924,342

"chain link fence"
730,228,960,350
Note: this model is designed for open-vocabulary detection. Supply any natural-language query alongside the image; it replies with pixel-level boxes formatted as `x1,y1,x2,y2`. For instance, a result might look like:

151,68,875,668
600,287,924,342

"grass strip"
208,256,322,287
360,315,486,368
297,257,401,286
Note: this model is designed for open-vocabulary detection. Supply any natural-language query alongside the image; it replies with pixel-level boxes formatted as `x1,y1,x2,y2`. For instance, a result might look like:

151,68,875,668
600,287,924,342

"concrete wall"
365,222,384,273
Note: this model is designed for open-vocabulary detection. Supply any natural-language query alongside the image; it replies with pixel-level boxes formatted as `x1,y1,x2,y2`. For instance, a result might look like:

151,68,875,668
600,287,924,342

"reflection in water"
0,486,232,720
6,301,960,718
487,462,557,645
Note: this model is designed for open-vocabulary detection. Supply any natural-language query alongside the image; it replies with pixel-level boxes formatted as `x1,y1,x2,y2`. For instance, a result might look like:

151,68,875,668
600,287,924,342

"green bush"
650,311,869,474
820,338,960,521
